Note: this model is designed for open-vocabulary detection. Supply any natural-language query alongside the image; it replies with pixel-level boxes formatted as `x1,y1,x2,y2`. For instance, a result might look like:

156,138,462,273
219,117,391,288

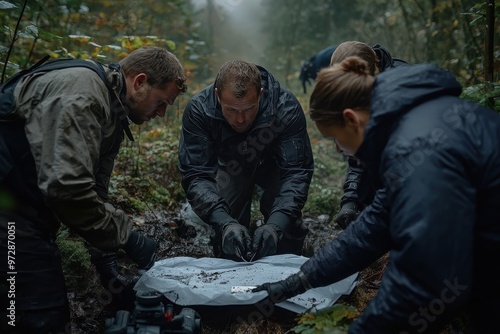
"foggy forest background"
1,0,499,93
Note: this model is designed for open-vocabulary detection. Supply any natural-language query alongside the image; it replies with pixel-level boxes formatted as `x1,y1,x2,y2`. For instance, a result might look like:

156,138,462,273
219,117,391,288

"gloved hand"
89,250,138,310
123,230,157,270
220,222,252,261
90,251,138,287
209,208,252,261
252,271,312,304
252,224,282,261
252,212,290,260
334,202,359,229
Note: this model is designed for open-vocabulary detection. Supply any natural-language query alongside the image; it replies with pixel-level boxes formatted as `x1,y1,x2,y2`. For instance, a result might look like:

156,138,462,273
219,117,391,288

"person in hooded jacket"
0,46,187,333
329,41,409,229
178,60,313,262
299,45,337,94
253,56,500,333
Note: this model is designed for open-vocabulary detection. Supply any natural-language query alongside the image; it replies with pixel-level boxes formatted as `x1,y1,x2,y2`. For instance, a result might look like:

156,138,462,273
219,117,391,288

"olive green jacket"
11,63,132,250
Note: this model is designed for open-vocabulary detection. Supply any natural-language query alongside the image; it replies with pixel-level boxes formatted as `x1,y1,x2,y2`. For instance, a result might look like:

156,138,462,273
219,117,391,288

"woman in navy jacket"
255,56,500,333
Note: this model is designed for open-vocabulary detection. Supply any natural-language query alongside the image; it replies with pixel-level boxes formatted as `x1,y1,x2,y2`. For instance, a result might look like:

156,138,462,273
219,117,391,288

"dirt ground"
67,206,385,334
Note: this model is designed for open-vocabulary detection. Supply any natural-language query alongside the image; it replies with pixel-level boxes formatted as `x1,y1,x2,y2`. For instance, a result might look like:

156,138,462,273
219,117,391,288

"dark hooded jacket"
299,45,337,94
178,66,314,227
301,64,500,333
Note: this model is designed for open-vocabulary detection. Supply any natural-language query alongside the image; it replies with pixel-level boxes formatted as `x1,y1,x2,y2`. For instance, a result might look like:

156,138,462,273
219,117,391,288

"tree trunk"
484,0,495,82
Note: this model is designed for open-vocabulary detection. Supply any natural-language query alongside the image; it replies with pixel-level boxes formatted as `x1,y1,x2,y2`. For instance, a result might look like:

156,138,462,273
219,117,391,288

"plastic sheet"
134,254,358,313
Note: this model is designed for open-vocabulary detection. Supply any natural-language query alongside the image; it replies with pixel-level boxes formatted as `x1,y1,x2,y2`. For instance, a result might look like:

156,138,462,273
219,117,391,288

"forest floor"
65,205,387,334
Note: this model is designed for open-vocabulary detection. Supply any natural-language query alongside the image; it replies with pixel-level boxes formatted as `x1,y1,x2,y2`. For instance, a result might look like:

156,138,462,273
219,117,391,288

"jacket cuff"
267,211,291,232
298,270,313,290
208,208,234,229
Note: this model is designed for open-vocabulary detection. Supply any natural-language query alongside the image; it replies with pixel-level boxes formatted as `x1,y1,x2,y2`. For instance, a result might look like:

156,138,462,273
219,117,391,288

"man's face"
216,87,263,133
127,79,181,125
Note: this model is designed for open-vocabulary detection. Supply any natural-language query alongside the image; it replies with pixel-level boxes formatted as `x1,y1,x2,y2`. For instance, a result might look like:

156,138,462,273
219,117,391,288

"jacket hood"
372,44,394,70
356,64,462,182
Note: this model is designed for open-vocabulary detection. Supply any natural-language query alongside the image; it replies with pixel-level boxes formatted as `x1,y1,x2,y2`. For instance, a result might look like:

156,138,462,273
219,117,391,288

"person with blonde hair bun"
329,41,409,229
254,56,500,333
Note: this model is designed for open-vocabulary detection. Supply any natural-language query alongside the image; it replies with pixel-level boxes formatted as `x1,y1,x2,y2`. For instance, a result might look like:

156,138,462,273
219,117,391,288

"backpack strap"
0,57,134,141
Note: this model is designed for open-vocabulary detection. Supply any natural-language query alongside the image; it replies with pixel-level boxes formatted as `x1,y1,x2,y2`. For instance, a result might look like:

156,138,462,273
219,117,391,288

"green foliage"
292,304,360,334
461,81,500,112
463,0,500,28
56,229,94,291
109,123,184,213
304,157,345,217
0,0,204,81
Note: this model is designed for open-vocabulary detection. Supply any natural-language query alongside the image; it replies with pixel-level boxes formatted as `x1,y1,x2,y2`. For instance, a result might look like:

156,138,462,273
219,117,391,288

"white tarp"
134,254,358,313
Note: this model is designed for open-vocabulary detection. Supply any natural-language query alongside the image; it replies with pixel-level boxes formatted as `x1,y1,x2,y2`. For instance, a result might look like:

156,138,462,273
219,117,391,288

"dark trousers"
0,212,71,333
213,160,308,258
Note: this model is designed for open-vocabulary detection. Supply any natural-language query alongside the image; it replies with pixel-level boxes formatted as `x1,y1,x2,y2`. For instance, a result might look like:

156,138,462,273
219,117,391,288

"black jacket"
302,64,500,333
341,45,409,209
178,66,314,226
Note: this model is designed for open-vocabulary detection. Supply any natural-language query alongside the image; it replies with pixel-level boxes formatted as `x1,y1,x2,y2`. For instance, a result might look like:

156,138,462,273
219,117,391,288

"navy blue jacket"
299,45,337,93
178,66,314,227
302,65,500,333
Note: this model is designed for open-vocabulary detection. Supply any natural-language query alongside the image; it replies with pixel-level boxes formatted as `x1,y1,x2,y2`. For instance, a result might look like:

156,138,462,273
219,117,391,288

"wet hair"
215,60,261,98
119,46,187,92
310,56,375,126
330,41,380,75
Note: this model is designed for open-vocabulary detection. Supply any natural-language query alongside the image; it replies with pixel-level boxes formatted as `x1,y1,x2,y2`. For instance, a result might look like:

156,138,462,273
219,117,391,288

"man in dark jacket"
330,41,409,229
0,47,187,333
179,60,313,262
299,45,337,94
255,58,500,333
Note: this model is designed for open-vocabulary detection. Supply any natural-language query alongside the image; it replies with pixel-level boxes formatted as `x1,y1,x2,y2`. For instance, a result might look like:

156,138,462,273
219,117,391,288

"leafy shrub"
292,304,360,334
461,82,500,112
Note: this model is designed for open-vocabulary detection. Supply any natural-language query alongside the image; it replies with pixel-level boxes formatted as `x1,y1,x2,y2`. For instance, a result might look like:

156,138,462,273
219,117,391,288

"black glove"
252,224,281,261
252,212,289,260
220,223,252,261
252,271,312,304
89,250,138,310
123,230,157,270
89,250,138,287
209,208,252,261
334,202,359,229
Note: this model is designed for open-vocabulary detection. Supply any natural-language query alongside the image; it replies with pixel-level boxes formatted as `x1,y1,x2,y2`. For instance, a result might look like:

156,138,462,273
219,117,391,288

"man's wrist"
266,212,290,231
208,208,235,230
341,201,358,212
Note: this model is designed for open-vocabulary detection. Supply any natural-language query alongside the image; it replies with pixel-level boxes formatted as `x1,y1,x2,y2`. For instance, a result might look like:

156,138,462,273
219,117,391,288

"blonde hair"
310,56,375,126
330,41,380,75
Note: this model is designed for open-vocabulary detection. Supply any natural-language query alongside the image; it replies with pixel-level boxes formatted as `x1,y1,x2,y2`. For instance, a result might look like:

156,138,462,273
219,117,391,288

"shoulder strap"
1,57,110,117
0,57,134,141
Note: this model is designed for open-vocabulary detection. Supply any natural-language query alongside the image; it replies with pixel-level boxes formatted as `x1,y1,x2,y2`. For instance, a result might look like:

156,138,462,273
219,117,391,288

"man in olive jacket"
0,47,186,333
179,60,313,262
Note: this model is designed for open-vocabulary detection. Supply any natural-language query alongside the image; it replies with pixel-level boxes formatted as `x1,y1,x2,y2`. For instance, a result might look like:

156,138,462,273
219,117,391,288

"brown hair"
330,41,380,75
119,46,187,92
215,60,262,98
310,56,375,126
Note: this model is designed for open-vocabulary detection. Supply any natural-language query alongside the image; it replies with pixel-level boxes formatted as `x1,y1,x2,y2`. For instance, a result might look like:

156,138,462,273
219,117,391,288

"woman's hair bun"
339,56,371,76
